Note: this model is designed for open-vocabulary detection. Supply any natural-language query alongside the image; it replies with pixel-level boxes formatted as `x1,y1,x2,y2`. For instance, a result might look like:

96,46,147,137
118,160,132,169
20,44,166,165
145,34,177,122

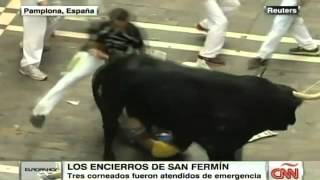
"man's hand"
88,48,109,60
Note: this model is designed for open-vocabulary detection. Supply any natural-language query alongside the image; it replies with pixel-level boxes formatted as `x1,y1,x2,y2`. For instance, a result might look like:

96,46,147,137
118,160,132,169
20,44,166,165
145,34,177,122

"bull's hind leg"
102,116,119,160
99,103,124,160
92,72,123,160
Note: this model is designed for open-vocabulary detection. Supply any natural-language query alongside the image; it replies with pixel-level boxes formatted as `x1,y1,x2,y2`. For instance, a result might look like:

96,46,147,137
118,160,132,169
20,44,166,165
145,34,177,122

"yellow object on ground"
150,139,180,158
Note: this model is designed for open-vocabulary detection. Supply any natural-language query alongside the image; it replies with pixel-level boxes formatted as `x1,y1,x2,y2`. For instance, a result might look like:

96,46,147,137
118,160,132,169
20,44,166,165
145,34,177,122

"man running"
183,0,240,69
31,8,179,159
32,8,144,119
248,0,319,69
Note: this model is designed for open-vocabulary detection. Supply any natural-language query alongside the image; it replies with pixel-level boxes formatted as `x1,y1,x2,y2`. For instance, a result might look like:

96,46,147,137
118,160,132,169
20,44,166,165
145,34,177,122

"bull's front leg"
99,101,123,160
92,66,124,160
103,123,117,161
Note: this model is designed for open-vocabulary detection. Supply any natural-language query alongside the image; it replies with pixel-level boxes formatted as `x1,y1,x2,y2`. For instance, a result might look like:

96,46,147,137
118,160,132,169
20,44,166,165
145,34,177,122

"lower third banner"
63,161,267,180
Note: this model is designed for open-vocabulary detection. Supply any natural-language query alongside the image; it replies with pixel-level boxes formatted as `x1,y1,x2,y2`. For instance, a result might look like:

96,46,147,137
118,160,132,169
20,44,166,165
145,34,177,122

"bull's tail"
92,66,123,160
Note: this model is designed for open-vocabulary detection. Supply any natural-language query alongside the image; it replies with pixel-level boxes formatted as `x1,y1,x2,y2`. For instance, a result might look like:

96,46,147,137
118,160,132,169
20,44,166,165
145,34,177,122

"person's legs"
219,0,241,17
20,16,47,66
44,16,63,47
185,0,239,69
257,15,297,59
19,15,48,80
185,0,228,69
248,0,299,69
199,0,228,60
32,52,104,116
289,17,319,55
198,0,240,30
198,19,210,31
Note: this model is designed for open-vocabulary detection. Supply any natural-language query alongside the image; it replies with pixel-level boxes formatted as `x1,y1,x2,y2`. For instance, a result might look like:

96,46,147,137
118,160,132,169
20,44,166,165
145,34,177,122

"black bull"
92,54,304,160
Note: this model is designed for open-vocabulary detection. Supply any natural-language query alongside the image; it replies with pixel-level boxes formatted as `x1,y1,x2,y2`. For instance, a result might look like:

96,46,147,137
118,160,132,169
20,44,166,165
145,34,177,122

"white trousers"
258,0,317,59
199,0,240,58
20,0,62,67
32,51,145,138
33,52,104,116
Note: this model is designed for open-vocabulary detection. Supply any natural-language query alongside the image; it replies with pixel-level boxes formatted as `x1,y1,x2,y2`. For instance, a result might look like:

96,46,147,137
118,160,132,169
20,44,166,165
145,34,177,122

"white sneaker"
19,64,48,81
182,59,211,70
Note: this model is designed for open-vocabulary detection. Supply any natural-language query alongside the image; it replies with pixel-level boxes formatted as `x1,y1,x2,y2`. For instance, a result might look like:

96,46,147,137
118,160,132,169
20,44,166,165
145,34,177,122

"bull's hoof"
30,115,46,128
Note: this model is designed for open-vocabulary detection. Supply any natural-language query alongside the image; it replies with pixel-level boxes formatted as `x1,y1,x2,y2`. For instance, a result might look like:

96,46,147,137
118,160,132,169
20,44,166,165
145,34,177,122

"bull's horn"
293,91,320,100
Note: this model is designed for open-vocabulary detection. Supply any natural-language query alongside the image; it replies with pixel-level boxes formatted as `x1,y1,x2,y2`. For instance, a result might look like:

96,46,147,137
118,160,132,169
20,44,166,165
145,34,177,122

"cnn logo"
269,162,304,180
